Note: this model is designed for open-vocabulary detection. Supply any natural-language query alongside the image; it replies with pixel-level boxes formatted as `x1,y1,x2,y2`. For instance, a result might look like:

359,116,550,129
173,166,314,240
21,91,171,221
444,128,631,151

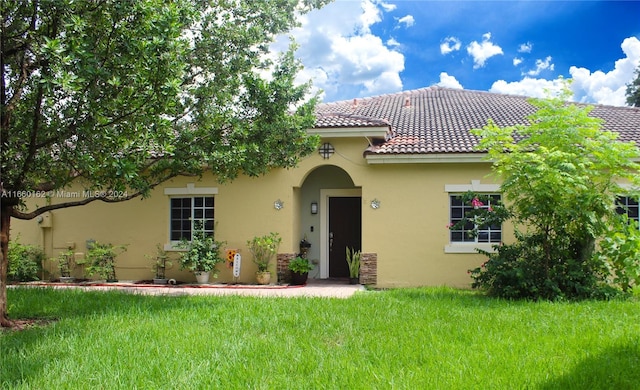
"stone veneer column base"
276,253,296,284
360,253,377,286
278,252,377,286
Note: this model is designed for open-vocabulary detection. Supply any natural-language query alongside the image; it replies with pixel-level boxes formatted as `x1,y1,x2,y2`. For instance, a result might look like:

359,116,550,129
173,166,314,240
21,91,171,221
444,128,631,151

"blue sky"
272,0,640,106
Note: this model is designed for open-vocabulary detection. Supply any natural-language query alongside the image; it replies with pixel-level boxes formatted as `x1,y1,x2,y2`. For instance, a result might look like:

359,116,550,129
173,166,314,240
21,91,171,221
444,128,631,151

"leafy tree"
626,64,640,107
467,86,640,300
0,0,329,326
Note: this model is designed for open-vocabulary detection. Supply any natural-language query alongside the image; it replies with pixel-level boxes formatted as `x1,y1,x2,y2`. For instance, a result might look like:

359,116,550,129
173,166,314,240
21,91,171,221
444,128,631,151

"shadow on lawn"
540,341,640,390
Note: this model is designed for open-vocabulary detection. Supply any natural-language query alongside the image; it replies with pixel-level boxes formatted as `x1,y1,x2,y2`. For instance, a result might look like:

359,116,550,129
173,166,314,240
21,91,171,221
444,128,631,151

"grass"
1,287,639,389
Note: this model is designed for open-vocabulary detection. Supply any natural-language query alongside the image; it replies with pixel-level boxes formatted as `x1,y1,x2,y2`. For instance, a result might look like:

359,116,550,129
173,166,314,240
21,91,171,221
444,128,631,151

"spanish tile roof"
314,86,640,155
315,112,391,128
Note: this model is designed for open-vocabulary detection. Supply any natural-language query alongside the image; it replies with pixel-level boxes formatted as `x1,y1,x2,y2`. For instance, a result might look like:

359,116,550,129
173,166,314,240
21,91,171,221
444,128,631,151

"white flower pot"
195,271,210,284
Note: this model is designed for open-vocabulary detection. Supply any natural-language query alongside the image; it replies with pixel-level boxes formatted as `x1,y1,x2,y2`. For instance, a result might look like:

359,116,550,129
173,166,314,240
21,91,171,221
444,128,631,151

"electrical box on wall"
37,212,52,228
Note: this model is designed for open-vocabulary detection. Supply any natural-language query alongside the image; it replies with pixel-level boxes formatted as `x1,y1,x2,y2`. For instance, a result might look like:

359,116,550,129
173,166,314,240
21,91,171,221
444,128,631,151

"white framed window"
164,184,217,248
444,181,502,254
449,194,502,243
169,196,214,241
616,196,639,225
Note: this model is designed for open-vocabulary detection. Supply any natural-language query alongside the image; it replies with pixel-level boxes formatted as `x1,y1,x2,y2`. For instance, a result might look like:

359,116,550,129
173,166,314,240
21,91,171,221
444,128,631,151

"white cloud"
379,1,397,12
569,36,640,106
518,42,533,53
386,37,401,47
332,34,404,87
490,37,640,106
397,15,415,28
360,0,383,34
274,0,405,101
436,72,464,89
440,36,461,55
467,32,504,69
364,71,404,95
526,56,554,76
490,77,566,98
513,57,523,66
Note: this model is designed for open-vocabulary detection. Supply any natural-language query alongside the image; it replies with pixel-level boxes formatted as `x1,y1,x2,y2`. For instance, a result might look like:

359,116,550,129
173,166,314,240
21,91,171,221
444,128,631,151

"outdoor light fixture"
274,199,284,210
370,199,381,209
319,143,335,159
311,202,318,214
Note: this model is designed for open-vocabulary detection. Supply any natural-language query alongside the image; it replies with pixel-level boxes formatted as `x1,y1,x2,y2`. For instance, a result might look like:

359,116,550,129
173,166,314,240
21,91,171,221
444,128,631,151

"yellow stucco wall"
11,136,512,287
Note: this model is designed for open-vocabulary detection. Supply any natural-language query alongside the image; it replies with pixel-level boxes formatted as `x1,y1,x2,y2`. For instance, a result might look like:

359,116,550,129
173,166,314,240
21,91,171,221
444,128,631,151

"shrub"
597,217,640,293
466,87,640,300
56,248,76,278
8,239,44,282
85,242,127,281
177,222,225,276
470,232,604,300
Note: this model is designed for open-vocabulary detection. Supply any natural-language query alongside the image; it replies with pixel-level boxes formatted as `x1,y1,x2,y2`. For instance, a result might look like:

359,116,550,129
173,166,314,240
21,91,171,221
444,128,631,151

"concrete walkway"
18,279,366,299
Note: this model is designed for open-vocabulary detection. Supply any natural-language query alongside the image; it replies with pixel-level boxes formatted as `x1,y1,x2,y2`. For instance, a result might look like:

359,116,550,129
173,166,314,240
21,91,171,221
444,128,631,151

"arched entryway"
299,165,361,279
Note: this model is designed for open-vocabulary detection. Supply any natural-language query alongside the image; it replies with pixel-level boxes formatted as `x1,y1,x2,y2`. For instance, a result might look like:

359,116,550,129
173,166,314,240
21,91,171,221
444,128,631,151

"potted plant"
56,248,76,283
247,232,281,285
177,223,225,284
288,256,314,285
346,247,361,284
85,242,127,282
148,244,172,285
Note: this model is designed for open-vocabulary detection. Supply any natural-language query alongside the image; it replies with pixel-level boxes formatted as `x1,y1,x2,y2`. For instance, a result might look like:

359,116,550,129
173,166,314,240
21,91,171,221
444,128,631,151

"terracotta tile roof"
314,86,640,155
315,112,391,128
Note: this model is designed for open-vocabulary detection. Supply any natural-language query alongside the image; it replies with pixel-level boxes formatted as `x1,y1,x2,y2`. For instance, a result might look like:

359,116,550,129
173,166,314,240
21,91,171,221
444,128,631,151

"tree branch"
10,191,146,220
10,170,181,220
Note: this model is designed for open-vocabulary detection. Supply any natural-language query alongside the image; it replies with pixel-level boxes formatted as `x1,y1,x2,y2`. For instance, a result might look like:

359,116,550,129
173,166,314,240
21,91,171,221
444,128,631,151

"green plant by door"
288,256,314,274
346,247,361,279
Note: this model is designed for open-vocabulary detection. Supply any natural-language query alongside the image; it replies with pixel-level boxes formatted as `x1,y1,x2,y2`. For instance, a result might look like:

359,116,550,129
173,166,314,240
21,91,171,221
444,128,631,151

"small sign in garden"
233,253,241,278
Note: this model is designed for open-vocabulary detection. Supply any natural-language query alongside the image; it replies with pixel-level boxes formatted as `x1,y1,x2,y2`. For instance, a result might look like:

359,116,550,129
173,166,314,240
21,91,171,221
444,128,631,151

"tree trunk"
0,205,12,327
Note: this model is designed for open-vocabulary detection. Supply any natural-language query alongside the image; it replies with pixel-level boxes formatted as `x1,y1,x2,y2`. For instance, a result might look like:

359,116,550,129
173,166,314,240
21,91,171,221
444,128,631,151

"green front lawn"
2,287,639,389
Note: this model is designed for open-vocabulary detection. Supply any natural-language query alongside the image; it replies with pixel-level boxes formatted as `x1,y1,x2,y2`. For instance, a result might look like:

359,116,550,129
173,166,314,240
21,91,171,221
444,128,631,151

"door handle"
329,232,334,252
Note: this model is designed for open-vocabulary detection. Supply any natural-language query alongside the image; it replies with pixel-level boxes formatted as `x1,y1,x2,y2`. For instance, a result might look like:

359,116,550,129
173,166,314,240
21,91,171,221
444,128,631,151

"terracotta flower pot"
256,271,271,285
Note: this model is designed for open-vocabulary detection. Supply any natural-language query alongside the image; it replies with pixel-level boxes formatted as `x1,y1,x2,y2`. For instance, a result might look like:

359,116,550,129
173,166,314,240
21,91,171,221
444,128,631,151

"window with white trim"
449,194,502,243
170,196,214,241
616,196,639,226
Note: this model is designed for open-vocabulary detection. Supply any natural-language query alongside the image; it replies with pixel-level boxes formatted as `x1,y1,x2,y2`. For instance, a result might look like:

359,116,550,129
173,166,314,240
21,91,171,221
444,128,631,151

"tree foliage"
626,64,640,107
467,86,640,300
0,0,330,326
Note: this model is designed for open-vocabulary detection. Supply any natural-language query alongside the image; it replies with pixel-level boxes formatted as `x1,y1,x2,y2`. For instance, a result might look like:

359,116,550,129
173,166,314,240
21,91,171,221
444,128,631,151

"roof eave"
365,153,490,164
308,126,390,139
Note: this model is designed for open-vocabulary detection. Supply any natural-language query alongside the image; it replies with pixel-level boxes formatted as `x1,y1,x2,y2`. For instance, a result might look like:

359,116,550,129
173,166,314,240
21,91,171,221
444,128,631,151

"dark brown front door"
328,197,362,278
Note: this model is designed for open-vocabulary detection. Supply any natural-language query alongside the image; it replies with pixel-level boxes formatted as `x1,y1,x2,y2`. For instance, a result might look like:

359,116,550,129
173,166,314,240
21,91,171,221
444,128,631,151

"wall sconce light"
311,202,318,214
